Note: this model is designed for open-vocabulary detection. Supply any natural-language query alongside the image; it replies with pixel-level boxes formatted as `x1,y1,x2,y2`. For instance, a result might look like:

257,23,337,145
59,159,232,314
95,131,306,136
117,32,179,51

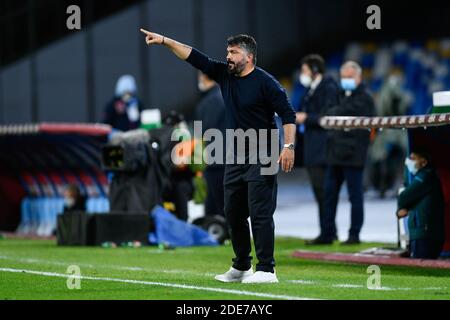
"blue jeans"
322,165,364,240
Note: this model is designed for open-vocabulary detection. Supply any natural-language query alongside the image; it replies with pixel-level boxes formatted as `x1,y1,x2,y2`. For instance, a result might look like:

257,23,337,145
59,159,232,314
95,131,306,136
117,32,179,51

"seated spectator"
103,75,144,131
397,149,445,259
63,184,86,213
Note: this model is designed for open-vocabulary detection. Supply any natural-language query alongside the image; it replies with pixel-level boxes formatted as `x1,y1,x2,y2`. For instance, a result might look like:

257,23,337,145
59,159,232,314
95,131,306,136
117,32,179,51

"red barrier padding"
39,123,112,136
292,250,450,269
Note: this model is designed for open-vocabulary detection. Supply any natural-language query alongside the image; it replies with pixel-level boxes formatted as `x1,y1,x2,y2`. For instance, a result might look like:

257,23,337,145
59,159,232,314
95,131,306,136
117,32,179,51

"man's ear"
248,53,254,64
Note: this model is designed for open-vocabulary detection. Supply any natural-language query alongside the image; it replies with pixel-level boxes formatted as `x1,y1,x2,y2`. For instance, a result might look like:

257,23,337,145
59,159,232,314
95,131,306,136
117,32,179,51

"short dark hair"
227,34,257,65
301,54,326,75
411,147,431,162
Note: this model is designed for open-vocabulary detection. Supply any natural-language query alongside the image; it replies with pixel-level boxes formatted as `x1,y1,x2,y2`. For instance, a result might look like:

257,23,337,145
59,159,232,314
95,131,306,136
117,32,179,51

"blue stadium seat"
86,197,110,213
18,196,111,236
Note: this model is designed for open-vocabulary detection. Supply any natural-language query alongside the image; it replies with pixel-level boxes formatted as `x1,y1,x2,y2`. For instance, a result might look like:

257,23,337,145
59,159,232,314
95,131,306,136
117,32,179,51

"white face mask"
299,74,312,88
122,93,133,103
198,82,209,92
64,197,75,208
127,104,140,122
341,78,357,91
405,157,419,175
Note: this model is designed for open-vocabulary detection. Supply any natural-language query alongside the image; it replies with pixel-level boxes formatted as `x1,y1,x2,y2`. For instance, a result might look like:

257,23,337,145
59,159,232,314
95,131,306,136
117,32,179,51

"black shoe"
305,236,334,245
341,237,361,245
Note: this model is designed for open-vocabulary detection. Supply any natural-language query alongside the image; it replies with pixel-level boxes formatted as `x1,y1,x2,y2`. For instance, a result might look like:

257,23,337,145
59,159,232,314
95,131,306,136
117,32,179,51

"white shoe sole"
214,276,241,283
242,278,279,284
242,273,279,284
214,274,254,283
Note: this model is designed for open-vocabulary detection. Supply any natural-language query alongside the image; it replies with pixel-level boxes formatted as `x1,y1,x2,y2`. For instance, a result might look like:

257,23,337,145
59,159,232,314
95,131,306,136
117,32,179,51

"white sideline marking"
0,267,317,300
0,255,215,277
333,284,363,288
287,280,317,285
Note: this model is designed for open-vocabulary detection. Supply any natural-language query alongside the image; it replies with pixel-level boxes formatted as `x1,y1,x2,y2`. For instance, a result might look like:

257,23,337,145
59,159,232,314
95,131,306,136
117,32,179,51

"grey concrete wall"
255,0,302,66
201,0,251,60
92,5,142,122
36,32,87,122
0,59,33,123
145,0,196,114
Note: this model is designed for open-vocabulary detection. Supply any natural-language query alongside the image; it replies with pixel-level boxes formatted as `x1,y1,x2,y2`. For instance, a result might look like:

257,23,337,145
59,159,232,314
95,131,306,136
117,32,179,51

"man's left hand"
397,209,408,218
296,112,308,124
278,148,295,173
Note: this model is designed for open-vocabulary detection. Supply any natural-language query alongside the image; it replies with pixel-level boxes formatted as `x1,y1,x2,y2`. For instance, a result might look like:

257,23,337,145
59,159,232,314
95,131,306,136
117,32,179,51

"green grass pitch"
0,237,449,300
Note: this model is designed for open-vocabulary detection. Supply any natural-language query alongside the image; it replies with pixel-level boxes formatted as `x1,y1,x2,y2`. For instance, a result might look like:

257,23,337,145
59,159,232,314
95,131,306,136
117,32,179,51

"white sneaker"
242,271,278,284
214,267,254,283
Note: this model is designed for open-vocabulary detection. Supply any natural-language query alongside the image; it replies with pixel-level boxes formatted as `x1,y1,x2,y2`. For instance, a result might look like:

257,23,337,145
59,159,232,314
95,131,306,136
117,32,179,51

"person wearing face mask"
103,75,144,131
317,61,375,245
195,72,226,218
63,184,86,213
397,149,445,259
141,29,296,283
295,54,340,245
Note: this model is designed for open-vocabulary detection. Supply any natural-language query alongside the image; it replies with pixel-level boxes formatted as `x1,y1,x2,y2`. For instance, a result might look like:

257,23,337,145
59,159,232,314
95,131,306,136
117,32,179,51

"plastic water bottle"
120,241,132,248
158,241,175,251
101,242,117,248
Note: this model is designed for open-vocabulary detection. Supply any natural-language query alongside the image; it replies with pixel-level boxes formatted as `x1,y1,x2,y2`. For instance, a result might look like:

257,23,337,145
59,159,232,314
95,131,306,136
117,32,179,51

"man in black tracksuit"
141,29,296,283
318,61,375,244
295,54,340,243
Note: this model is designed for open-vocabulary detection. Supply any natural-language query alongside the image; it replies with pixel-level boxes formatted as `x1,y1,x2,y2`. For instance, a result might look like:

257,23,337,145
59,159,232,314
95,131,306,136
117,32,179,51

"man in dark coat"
295,54,340,244
315,61,375,245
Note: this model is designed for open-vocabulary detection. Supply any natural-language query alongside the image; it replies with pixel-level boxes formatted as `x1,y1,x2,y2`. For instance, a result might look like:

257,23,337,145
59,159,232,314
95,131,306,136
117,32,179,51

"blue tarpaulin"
149,206,218,247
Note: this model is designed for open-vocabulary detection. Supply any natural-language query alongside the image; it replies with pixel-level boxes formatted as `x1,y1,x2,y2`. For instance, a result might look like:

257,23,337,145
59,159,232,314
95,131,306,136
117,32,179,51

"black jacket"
63,196,86,213
301,76,340,166
326,84,375,167
398,166,445,241
103,97,143,132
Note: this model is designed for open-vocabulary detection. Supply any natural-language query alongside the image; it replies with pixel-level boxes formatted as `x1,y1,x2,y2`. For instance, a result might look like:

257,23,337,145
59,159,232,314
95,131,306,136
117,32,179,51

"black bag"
90,212,150,246
57,211,151,246
56,211,92,246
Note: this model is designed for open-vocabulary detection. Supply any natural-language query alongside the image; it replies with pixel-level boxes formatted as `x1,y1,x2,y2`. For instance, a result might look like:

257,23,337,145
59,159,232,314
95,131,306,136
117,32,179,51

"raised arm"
140,28,226,83
140,28,192,60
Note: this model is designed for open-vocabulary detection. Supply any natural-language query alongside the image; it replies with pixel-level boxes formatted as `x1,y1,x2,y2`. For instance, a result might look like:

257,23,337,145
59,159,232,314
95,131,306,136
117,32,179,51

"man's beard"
227,59,246,75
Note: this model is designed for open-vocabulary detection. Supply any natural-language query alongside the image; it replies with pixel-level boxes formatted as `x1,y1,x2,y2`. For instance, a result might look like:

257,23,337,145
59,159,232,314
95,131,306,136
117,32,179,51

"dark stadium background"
1,0,450,125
